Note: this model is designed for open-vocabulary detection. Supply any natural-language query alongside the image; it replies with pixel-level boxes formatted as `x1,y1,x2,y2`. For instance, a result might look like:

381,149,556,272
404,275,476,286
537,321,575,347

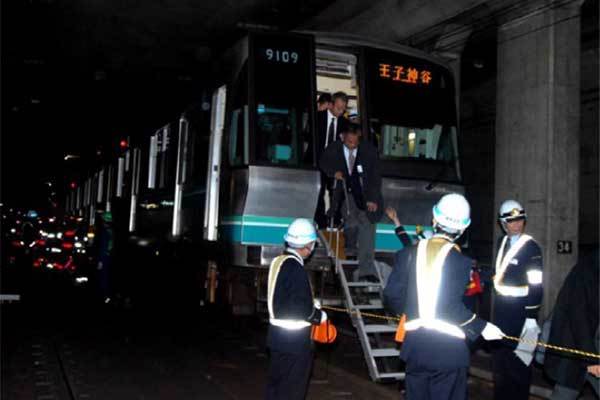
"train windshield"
252,34,314,167
366,48,460,182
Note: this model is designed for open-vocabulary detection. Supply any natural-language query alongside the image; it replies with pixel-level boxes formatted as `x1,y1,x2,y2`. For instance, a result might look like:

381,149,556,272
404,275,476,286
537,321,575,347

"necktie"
348,151,356,175
327,117,335,147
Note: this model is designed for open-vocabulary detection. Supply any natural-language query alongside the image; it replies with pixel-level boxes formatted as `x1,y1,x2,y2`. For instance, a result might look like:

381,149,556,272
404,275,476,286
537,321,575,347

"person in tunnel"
319,123,383,280
491,200,543,400
314,91,350,229
383,193,504,400
317,92,332,112
265,218,327,400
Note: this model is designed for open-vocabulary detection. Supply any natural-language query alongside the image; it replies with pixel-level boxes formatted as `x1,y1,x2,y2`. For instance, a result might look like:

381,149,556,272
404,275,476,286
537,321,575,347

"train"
66,30,464,311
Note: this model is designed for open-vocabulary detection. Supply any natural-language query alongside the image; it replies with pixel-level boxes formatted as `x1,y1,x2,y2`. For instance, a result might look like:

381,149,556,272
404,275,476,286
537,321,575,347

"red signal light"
70,182,77,189
119,139,128,149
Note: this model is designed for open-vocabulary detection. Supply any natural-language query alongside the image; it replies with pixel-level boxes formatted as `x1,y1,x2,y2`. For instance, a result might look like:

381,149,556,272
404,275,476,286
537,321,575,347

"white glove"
320,310,328,323
482,323,505,341
313,299,322,310
514,318,541,366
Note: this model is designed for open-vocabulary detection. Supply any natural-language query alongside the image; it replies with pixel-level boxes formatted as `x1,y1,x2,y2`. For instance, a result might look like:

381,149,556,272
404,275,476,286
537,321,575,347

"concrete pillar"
494,1,580,316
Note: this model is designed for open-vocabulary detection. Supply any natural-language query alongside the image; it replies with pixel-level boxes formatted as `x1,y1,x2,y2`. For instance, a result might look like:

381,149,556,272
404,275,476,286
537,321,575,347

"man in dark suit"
314,91,349,228
319,123,383,279
317,92,332,112
317,91,349,152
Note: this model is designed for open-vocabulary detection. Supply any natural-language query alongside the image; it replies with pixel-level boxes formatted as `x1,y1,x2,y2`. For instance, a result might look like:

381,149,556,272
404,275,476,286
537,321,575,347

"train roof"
295,30,453,72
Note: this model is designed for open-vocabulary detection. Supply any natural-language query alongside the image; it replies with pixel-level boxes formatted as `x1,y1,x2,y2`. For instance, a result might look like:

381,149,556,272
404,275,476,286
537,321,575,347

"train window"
252,34,314,167
148,133,158,189
255,105,303,165
176,119,189,185
228,61,249,167
379,124,457,160
366,50,457,158
151,125,177,190
366,48,460,180
229,106,248,166
184,104,211,184
316,50,360,120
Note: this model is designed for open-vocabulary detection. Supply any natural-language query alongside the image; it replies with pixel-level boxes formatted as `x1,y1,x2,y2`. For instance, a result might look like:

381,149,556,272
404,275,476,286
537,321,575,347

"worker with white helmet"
491,199,543,400
384,193,504,400
265,218,327,400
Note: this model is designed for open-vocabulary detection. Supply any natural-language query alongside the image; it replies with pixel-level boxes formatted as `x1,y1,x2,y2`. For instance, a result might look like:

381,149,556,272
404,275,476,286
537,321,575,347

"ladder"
336,258,405,381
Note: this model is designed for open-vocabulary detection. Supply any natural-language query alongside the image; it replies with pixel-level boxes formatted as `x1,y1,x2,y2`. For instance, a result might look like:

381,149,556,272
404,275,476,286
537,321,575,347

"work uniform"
384,236,486,400
492,234,543,400
266,249,322,400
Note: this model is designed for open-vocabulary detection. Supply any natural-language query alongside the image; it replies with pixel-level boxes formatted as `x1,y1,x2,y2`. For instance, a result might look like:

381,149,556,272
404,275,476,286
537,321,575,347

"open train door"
203,85,227,241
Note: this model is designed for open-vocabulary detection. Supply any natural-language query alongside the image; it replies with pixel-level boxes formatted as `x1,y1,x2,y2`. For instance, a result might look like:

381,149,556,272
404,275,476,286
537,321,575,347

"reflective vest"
404,239,466,339
267,254,312,330
494,235,532,297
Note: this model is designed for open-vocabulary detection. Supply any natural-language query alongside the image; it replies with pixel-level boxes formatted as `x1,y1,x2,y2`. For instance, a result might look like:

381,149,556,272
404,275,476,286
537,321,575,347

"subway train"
66,30,464,310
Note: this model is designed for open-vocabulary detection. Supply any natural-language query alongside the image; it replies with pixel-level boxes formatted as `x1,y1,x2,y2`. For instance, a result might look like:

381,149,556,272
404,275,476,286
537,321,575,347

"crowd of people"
264,91,599,400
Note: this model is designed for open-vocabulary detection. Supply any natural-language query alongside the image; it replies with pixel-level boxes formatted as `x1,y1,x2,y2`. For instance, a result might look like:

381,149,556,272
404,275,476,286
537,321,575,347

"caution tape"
321,305,600,360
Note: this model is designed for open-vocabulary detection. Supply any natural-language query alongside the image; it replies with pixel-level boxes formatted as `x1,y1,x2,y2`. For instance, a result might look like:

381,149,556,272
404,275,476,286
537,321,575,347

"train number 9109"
265,48,299,64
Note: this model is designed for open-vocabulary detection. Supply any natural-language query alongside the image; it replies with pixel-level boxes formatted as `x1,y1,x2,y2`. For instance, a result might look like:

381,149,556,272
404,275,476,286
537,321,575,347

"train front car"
202,32,324,270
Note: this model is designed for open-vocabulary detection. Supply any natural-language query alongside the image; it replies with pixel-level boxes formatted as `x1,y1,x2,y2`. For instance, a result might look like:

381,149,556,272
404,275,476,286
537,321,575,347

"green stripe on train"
220,215,432,251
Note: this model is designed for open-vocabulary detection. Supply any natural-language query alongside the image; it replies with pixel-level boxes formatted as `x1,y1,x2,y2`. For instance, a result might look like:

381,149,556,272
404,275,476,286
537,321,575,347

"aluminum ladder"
336,258,405,381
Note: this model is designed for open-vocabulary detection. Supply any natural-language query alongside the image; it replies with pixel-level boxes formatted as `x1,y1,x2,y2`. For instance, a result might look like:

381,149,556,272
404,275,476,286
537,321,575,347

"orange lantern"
311,320,337,344
395,314,407,343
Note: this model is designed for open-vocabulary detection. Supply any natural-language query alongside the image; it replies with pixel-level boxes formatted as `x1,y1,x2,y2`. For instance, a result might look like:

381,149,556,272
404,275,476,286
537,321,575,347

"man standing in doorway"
317,92,332,112
319,123,383,280
315,92,350,228
317,91,349,151
492,199,543,400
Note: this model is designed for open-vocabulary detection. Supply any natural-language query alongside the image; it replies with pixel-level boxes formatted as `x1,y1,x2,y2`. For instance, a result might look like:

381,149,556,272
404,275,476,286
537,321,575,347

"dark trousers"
406,366,468,400
492,345,532,400
265,350,313,400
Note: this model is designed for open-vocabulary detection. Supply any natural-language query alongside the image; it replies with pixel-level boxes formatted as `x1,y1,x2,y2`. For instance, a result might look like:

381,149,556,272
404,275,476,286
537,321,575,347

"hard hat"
432,193,471,233
499,199,526,223
284,218,317,248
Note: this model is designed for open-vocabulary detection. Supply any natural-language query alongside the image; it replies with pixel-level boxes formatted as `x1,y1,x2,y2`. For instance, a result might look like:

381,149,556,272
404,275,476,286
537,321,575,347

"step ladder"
336,259,405,381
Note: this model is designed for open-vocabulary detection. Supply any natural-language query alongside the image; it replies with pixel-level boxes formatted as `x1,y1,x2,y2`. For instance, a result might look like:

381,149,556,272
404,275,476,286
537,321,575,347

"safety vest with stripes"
404,239,468,339
494,235,533,297
267,253,312,330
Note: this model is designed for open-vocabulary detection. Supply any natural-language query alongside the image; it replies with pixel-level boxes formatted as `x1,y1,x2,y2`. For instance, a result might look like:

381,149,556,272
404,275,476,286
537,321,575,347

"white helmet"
499,199,526,223
432,193,471,234
284,218,318,248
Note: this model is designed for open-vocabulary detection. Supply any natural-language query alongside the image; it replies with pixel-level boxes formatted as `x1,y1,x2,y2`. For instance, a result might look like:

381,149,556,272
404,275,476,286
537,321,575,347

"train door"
315,49,361,122
203,86,227,241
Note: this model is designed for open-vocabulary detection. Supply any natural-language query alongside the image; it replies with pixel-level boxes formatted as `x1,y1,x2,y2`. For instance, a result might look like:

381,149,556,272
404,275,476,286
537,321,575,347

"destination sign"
378,63,433,85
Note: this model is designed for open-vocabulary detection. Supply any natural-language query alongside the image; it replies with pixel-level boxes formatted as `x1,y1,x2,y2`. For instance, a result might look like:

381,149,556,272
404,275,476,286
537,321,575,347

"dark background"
1,0,330,209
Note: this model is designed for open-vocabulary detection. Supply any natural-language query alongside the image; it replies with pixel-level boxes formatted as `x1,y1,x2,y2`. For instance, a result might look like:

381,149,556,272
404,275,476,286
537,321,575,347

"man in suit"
314,91,350,228
317,92,332,112
317,91,349,152
319,123,383,280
